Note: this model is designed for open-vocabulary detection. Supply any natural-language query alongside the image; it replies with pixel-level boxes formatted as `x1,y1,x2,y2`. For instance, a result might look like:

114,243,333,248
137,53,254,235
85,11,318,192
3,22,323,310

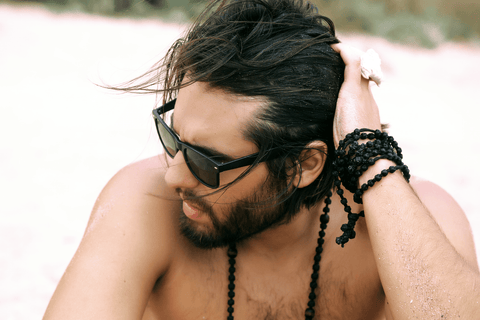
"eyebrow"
170,113,237,163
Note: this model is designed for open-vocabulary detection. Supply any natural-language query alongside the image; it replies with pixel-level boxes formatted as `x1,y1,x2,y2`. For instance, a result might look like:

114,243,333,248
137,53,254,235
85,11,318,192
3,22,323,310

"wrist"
358,159,397,187
332,128,410,247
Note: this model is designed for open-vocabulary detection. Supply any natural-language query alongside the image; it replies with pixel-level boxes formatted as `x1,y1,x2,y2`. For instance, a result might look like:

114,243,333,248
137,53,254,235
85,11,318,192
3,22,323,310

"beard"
178,175,299,249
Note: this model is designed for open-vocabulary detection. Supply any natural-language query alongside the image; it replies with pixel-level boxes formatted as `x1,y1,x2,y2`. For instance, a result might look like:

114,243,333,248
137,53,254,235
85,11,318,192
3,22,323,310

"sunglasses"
152,99,277,188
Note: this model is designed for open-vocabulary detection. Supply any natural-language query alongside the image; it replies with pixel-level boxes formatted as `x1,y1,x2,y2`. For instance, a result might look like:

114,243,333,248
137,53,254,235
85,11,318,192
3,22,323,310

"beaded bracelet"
224,129,410,320
331,128,411,247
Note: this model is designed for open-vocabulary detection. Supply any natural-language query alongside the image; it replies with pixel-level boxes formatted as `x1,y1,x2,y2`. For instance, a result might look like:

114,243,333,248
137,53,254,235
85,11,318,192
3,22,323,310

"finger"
331,43,365,85
331,43,363,65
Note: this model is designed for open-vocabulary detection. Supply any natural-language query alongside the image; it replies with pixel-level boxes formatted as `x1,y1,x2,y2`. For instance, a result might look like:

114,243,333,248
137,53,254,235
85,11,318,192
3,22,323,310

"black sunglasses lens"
156,119,177,157
185,148,218,187
154,106,220,188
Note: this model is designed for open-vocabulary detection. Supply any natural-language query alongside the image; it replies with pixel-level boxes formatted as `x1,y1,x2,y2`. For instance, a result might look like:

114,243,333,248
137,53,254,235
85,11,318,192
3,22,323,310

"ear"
292,141,328,188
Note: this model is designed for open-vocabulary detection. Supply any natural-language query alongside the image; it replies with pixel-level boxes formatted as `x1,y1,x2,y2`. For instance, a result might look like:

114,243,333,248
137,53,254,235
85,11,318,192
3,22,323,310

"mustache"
176,188,212,212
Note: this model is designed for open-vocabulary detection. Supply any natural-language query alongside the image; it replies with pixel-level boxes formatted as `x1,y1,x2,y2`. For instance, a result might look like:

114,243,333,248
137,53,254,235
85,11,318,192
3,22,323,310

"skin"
43,45,479,320
332,43,480,319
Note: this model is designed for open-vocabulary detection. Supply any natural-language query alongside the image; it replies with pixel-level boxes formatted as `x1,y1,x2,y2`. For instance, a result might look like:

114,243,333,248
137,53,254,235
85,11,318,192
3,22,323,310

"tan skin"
43,45,479,320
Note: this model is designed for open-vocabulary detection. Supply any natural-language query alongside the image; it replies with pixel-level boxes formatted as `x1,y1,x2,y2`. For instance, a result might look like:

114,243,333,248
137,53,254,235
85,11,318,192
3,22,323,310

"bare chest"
143,241,385,320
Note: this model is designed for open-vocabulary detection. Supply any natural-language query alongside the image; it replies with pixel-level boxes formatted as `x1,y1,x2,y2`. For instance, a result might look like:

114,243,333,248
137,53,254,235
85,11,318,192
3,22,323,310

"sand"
0,4,479,319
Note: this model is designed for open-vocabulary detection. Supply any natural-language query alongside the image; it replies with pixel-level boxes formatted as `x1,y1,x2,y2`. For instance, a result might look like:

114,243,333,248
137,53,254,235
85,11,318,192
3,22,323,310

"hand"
331,44,382,148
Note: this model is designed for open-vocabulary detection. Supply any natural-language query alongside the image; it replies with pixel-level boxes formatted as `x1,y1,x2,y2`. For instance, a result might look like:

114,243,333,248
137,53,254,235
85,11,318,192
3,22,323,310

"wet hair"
117,0,345,216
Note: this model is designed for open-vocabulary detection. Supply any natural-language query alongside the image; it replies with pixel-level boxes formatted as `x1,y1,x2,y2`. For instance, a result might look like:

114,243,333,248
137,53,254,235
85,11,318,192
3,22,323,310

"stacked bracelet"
331,128,410,247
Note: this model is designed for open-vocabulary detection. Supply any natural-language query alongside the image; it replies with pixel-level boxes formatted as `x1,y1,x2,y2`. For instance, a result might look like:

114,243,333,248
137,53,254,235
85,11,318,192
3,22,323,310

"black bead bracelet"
332,128,410,247
225,128,410,320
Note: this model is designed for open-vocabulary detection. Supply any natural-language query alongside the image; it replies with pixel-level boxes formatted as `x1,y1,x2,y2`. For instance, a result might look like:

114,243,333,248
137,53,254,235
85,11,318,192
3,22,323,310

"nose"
164,151,200,190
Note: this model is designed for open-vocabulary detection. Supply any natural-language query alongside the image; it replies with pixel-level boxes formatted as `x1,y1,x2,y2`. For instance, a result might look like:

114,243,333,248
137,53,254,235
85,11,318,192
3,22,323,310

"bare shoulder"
409,176,479,270
44,155,182,319
85,155,181,275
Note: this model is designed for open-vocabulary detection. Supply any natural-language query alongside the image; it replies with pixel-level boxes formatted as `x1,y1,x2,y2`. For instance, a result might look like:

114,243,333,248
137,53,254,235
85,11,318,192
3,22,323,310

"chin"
177,176,293,249
178,212,231,249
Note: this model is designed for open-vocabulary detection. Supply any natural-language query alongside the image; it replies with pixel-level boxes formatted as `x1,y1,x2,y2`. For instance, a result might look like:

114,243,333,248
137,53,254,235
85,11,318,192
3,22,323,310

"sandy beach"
0,3,479,319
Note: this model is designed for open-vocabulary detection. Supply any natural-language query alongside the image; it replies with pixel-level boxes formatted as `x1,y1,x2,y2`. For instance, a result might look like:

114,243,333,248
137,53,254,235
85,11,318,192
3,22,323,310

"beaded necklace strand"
226,191,332,320
225,129,410,320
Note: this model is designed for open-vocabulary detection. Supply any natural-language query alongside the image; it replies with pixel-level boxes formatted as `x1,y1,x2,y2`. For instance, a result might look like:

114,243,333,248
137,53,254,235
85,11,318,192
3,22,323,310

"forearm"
361,160,480,319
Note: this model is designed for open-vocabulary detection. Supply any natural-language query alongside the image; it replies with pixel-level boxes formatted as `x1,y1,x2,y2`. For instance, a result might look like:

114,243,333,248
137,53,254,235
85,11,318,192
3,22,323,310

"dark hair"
117,0,345,215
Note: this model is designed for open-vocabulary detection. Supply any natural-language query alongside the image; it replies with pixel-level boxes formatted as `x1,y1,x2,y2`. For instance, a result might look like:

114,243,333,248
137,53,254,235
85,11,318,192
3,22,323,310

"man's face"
163,82,292,248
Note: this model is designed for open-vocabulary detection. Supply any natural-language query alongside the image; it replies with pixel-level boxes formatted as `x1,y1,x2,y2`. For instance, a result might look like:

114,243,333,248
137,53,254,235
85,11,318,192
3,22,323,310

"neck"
237,203,328,261
225,192,335,320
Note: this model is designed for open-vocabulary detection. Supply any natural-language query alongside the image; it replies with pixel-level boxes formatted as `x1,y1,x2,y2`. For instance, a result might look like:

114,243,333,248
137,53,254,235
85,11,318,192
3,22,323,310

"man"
44,0,479,319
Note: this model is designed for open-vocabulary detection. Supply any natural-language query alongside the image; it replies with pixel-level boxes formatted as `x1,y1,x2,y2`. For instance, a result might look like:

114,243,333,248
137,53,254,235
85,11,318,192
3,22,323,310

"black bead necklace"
225,128,410,319
226,191,332,320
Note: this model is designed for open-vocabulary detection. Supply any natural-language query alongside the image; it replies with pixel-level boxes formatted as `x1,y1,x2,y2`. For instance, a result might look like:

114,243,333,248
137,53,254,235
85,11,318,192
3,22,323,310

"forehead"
173,82,265,157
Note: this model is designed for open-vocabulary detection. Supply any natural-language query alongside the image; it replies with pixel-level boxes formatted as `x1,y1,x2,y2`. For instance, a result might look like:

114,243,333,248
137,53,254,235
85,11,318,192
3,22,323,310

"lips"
183,201,201,219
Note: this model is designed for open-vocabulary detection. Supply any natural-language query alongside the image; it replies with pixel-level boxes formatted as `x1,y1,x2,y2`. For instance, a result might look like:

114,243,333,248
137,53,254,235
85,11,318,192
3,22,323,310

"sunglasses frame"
152,99,276,189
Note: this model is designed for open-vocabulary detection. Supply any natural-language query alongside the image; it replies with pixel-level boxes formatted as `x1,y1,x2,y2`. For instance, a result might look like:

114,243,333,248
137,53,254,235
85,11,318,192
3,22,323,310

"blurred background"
3,0,479,47
0,0,479,319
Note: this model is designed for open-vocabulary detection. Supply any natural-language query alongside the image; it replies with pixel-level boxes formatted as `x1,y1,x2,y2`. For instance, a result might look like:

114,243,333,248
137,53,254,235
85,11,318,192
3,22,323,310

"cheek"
213,164,270,203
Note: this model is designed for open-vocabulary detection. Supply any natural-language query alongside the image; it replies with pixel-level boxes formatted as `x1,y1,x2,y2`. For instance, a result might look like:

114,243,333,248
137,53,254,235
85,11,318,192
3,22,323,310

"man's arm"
363,164,479,319
43,156,178,320
331,43,480,319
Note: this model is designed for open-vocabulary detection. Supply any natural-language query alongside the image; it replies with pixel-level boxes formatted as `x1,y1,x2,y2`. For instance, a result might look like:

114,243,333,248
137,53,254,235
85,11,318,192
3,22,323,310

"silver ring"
360,49,383,86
